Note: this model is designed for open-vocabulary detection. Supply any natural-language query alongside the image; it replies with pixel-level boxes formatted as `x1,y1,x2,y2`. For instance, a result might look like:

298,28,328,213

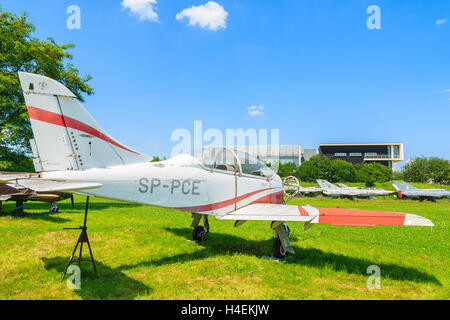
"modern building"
235,143,404,168
318,143,404,168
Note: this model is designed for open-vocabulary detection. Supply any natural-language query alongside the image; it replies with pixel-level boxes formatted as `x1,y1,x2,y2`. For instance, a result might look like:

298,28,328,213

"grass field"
0,192,449,300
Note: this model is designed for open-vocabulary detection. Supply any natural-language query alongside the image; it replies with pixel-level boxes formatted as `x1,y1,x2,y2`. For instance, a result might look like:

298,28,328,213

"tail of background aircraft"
392,180,417,192
18,72,150,172
337,183,349,188
316,179,338,190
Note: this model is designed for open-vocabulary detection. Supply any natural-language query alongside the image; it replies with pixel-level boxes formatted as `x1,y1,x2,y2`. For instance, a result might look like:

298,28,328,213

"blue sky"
2,0,449,164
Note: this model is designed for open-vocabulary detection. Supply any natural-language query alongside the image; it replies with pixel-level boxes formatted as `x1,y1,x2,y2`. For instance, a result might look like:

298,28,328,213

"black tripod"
61,196,97,281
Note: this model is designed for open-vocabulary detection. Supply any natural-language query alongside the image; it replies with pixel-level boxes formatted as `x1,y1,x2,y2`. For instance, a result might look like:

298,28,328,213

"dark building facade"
319,143,404,168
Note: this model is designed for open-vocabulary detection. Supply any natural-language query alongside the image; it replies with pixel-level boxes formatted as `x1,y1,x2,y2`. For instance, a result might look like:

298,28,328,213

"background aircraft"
282,176,322,196
0,72,434,263
0,172,73,216
337,183,393,195
317,180,393,199
392,180,450,202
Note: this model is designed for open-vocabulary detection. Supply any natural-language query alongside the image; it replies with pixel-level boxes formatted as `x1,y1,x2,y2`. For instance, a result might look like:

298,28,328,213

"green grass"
0,195,449,300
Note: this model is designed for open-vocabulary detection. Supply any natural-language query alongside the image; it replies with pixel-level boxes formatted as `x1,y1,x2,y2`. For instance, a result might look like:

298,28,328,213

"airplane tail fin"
317,179,338,190
392,180,417,192
18,72,150,172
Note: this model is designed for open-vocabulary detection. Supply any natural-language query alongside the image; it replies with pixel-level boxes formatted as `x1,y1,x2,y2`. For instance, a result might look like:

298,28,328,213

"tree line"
274,155,449,186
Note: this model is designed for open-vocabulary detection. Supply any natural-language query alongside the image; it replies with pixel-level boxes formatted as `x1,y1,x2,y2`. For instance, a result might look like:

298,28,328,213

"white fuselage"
323,188,393,197
42,161,284,217
400,189,450,199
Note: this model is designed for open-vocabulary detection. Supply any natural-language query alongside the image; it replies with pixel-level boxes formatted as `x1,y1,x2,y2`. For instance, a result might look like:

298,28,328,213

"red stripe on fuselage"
251,191,284,205
175,188,279,213
27,106,141,155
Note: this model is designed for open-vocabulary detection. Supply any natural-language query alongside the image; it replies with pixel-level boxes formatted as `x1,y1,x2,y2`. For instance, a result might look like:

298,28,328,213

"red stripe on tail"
27,106,141,155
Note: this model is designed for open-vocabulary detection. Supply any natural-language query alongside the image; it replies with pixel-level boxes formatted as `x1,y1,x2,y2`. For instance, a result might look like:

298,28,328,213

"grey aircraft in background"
392,180,450,202
317,180,394,199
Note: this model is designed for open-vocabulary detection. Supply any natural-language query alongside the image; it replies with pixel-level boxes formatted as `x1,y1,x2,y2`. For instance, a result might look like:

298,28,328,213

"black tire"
49,204,58,214
272,237,286,259
192,226,207,242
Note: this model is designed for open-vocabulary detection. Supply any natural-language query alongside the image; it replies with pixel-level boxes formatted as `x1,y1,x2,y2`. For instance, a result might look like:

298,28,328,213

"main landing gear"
191,214,210,242
271,222,294,260
49,203,59,214
190,214,295,260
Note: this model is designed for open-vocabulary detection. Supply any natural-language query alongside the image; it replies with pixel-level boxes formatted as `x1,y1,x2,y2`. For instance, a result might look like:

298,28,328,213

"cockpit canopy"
168,147,275,179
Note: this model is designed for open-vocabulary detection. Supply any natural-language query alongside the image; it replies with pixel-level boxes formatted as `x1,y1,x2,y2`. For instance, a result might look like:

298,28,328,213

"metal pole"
83,196,89,228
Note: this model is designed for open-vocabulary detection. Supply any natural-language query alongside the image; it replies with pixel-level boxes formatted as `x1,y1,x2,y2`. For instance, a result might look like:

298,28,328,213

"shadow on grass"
42,257,152,300
0,201,143,223
120,227,440,286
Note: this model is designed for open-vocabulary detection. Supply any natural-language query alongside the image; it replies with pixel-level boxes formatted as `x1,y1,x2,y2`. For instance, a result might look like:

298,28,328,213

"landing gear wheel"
192,226,208,242
49,204,58,214
272,238,286,260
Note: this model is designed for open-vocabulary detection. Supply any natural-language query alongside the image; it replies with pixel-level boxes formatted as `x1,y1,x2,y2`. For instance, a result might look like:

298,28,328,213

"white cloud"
176,1,228,31
247,105,264,117
122,0,159,22
445,89,450,92
436,18,447,25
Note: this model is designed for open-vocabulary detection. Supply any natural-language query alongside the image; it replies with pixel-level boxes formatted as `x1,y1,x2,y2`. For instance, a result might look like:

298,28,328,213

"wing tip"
404,214,434,227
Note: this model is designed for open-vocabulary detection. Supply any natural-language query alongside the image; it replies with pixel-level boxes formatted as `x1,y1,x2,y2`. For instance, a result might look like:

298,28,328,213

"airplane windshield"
189,148,275,179
234,150,274,179
190,148,237,173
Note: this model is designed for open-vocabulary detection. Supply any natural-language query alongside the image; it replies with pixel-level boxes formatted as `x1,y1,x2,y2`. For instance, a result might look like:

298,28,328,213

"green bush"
295,156,357,183
402,157,450,185
329,160,357,182
0,152,34,172
296,155,323,182
355,162,392,187
276,162,298,178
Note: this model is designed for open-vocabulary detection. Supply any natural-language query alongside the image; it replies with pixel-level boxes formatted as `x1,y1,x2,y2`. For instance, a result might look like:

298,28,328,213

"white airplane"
0,73,434,264
317,180,393,198
393,180,450,202
337,183,394,195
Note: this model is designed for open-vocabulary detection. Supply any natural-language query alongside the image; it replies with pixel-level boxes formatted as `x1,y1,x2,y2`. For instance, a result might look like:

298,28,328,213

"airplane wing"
0,172,39,183
5,179,102,193
0,195,12,201
217,203,434,227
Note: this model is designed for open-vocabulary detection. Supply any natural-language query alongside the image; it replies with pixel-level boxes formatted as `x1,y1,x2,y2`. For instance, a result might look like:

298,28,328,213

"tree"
402,157,450,184
427,157,450,185
356,162,392,187
296,156,357,182
401,158,429,183
151,156,166,162
276,161,298,178
0,9,93,172
329,160,357,182
296,155,322,182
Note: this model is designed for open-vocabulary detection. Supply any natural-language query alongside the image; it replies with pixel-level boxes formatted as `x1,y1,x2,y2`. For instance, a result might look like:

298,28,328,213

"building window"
350,153,362,157
393,145,400,158
335,153,347,157
365,153,377,157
